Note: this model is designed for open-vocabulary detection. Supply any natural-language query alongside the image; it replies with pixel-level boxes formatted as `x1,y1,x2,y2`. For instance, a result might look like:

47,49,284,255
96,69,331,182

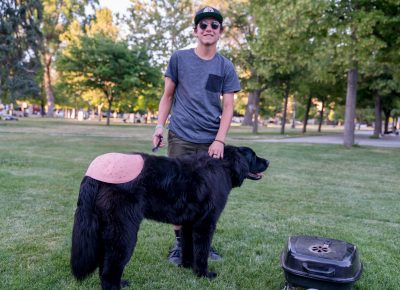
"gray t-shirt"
165,48,241,143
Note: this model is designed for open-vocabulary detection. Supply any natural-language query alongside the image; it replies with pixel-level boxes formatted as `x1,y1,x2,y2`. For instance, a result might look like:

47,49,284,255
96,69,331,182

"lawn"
0,118,399,290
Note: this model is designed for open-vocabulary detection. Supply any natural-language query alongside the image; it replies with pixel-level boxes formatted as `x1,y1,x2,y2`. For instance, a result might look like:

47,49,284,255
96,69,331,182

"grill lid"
281,235,363,283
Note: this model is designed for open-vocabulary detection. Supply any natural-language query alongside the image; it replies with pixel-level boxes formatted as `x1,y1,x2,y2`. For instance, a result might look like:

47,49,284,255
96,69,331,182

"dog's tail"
71,176,100,280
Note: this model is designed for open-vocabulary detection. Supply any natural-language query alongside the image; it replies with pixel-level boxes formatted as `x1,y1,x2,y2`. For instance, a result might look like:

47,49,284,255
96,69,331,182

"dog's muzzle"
247,159,269,180
247,172,264,180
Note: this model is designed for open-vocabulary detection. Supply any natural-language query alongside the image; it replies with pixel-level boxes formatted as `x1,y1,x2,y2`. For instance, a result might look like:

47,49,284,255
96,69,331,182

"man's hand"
208,140,225,159
152,126,165,152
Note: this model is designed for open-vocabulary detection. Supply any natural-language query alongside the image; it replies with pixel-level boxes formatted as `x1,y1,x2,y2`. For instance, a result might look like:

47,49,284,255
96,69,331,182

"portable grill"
281,235,363,290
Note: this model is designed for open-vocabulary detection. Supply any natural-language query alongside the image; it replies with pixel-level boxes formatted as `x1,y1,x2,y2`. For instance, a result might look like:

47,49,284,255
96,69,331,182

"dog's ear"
237,147,254,160
237,146,257,170
224,146,249,187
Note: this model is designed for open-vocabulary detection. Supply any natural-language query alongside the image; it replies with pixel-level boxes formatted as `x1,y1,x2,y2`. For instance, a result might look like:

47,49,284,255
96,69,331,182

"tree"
323,1,387,146
56,35,161,125
56,7,119,115
0,0,42,103
86,8,118,39
297,75,345,133
125,0,193,69
222,1,269,133
40,0,96,117
359,1,400,137
381,93,400,133
359,68,400,136
251,0,327,134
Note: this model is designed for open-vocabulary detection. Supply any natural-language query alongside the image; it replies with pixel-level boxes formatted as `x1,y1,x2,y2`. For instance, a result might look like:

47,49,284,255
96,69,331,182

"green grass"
0,118,399,290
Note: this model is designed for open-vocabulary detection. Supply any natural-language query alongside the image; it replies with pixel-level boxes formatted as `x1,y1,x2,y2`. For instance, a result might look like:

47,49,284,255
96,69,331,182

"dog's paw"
121,280,130,288
196,270,218,279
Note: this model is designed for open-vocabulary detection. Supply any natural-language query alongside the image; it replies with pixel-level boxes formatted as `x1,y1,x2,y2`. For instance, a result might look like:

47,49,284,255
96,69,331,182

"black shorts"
168,130,211,158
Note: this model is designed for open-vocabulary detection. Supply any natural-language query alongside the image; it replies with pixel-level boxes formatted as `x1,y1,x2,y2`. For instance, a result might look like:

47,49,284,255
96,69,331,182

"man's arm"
208,92,234,159
152,77,176,148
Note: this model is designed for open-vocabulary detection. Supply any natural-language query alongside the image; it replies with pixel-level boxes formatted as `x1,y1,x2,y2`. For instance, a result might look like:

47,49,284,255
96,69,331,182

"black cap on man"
194,6,223,26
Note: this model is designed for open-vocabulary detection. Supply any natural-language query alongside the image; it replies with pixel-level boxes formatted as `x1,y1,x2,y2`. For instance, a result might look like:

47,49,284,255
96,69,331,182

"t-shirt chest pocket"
206,74,223,93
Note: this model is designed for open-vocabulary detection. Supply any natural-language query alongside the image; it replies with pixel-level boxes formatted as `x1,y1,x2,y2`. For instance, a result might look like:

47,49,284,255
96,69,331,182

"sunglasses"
198,20,220,30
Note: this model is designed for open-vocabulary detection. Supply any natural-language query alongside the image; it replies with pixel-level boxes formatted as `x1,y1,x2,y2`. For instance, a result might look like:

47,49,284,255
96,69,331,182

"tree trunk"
373,93,382,137
40,99,46,117
383,108,391,134
318,99,325,133
280,84,290,135
252,90,261,134
43,52,55,117
343,67,358,147
242,91,256,126
97,104,103,122
106,99,112,126
302,95,312,133
291,95,296,129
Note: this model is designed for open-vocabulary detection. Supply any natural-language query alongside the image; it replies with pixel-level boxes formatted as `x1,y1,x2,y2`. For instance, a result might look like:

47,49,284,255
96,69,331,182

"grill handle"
302,263,335,277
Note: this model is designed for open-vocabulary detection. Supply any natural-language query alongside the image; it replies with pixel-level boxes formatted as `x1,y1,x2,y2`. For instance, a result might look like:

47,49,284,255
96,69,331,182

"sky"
98,0,132,16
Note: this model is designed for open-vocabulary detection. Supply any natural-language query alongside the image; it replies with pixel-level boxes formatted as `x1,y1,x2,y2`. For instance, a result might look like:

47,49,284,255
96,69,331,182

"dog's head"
224,146,269,187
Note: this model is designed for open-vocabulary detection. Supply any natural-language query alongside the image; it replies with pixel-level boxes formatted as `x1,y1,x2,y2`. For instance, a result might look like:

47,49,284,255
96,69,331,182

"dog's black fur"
71,146,269,289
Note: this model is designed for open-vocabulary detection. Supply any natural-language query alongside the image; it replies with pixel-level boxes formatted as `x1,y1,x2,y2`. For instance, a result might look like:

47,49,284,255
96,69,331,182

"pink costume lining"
85,153,144,184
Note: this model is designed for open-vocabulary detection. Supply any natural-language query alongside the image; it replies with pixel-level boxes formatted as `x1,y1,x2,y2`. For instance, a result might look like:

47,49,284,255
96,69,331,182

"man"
152,6,241,265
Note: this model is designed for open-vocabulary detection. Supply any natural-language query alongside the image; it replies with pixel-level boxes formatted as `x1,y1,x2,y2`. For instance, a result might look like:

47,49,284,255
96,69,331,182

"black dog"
71,146,269,289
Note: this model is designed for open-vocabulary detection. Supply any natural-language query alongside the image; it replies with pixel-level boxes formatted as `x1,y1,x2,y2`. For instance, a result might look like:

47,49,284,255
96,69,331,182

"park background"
1,0,399,143
1,0,400,289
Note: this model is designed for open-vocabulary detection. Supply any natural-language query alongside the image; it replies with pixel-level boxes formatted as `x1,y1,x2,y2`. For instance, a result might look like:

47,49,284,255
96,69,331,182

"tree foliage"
55,8,119,112
56,35,161,125
357,1,400,136
86,8,119,39
222,1,267,132
249,0,329,134
40,0,97,117
125,0,194,68
239,0,399,139
313,0,400,145
0,0,43,103
2,0,399,136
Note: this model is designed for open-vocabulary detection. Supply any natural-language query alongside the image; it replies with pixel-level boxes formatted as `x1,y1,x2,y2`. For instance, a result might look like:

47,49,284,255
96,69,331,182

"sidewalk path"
252,131,400,148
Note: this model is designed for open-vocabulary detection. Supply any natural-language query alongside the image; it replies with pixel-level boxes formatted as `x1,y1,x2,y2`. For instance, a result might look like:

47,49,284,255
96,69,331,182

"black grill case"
281,235,363,290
